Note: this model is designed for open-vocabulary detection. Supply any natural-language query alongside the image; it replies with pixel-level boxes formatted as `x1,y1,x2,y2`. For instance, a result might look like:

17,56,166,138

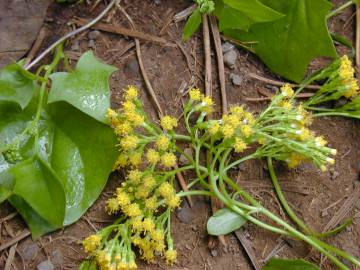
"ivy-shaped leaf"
224,0,337,82
0,52,118,238
48,51,117,124
262,258,321,270
207,208,246,236
218,0,284,31
0,63,37,109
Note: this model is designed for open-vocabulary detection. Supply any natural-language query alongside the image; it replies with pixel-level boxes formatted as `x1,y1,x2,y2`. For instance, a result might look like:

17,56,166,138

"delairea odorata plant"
303,55,360,119
81,86,360,270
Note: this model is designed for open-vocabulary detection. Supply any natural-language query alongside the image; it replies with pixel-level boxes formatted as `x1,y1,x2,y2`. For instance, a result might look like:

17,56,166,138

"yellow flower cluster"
338,56,359,99
160,115,178,131
188,88,214,114
158,182,181,208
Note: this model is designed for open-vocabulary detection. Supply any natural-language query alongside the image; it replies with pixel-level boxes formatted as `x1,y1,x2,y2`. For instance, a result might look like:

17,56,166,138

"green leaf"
183,7,202,41
48,51,117,124
219,0,284,31
0,54,118,237
0,63,37,109
78,260,98,270
224,0,337,82
207,208,246,236
262,258,321,270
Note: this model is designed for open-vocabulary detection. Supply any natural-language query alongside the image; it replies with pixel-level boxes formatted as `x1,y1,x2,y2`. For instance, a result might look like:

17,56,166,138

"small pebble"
176,204,192,224
223,50,237,69
154,0,161,5
70,41,80,51
330,169,339,180
21,243,39,261
221,42,235,53
321,209,329,218
210,249,218,257
124,59,140,76
88,39,95,49
37,260,54,270
88,30,101,40
230,73,242,86
179,147,193,165
51,249,64,266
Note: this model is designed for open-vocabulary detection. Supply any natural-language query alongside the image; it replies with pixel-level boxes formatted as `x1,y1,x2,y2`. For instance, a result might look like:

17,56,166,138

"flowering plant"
81,85,359,270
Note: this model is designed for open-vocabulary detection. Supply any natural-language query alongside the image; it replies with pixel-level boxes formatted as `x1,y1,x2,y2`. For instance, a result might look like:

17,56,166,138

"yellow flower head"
339,55,354,80
287,153,304,168
141,249,155,263
230,106,245,117
296,127,312,141
122,100,136,113
201,96,214,114
209,122,220,135
107,108,120,126
156,135,170,151
146,149,160,165
83,234,102,254
125,85,139,100
96,250,111,268
315,136,327,147
234,138,247,153
222,124,235,138
158,182,175,199
241,125,253,138
114,121,133,136
223,114,240,128
166,195,181,209
279,100,293,110
161,152,177,168
113,153,128,170
116,190,131,207
243,111,256,125
125,111,145,127
160,115,178,131
128,261,137,270
129,152,142,167
120,135,138,151
128,169,142,184
130,218,143,232
124,203,142,217
165,249,177,265
145,196,158,211
142,218,155,232
135,185,150,199
150,229,164,242
189,88,202,101
106,198,120,214
280,84,294,98
143,175,156,189
344,78,359,99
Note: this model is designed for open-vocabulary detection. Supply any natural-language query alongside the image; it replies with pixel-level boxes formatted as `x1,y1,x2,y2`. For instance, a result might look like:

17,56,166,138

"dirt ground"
0,0,360,269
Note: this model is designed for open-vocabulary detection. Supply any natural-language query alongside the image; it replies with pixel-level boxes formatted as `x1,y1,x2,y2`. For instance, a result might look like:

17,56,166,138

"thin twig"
0,230,31,252
117,3,193,207
246,93,314,102
203,15,212,98
210,15,227,114
0,212,17,224
4,243,17,270
235,230,262,270
25,0,117,70
72,18,175,47
248,73,321,90
174,4,197,23
25,27,48,66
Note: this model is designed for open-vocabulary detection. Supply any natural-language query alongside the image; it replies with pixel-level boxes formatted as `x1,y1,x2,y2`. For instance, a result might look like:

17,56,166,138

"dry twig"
235,230,262,270
4,243,17,270
0,230,30,252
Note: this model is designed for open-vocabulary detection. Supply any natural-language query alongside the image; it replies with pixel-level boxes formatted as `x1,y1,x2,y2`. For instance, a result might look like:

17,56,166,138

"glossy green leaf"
0,63,37,109
207,208,246,236
224,0,337,82
0,53,118,237
219,0,284,31
262,258,321,270
183,7,202,41
48,51,117,124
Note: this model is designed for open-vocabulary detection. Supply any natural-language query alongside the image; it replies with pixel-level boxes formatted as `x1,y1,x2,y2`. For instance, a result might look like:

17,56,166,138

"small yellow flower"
222,124,235,138
243,111,256,125
165,249,177,265
124,203,142,217
161,152,177,167
209,122,220,135
106,198,120,214
234,138,247,153
114,121,133,136
296,127,312,141
189,88,202,101
344,78,359,99
125,85,139,100
122,100,136,113
241,125,253,138
287,153,304,168
145,196,158,211
125,111,144,126
116,190,131,207
130,218,143,232
230,106,245,117
223,114,240,128
280,84,294,97
158,182,174,199
113,154,128,170
156,135,170,151
82,234,102,254
279,100,293,110
128,169,142,184
161,115,178,131
120,135,138,150
146,149,160,165
143,175,156,189
166,195,181,208
315,136,327,147
128,261,137,270
201,96,214,114
135,185,150,199
107,108,120,126
142,218,155,232
326,157,335,165
129,152,142,167
150,229,164,242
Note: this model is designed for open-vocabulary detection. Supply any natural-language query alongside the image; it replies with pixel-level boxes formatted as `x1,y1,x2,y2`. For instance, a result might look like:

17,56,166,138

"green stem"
327,1,354,19
177,190,214,197
314,111,360,119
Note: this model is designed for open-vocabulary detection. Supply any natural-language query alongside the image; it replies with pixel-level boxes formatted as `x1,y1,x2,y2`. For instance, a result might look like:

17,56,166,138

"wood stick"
72,18,175,47
248,73,321,90
174,4,197,23
0,230,31,252
210,15,227,114
235,230,262,270
4,243,17,270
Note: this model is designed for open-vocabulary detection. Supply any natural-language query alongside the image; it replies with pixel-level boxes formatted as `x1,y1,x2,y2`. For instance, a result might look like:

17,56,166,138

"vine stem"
25,0,118,70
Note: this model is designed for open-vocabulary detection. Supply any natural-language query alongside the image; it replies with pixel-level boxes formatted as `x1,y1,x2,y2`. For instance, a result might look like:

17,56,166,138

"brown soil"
1,1,359,270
